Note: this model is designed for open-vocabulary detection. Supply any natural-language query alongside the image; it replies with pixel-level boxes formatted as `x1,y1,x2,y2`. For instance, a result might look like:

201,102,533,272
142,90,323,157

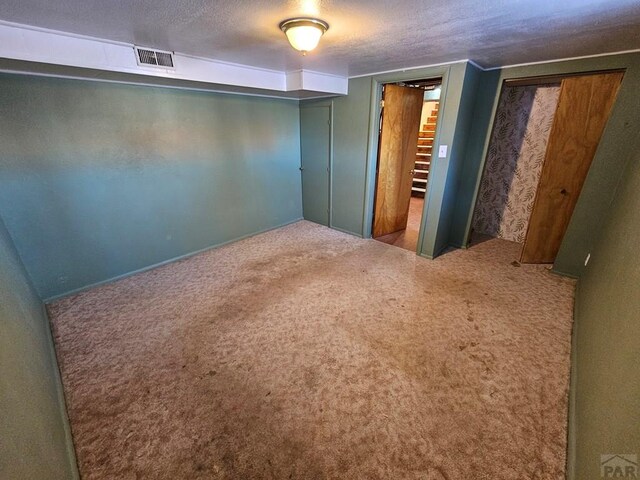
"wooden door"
300,105,331,226
373,84,424,237
521,71,624,263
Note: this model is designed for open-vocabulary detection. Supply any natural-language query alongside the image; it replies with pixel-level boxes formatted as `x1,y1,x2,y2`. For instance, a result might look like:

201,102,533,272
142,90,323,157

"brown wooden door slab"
373,84,424,238
521,71,624,263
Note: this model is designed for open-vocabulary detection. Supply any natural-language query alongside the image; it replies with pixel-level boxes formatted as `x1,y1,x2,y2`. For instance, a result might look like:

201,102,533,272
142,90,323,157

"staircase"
412,102,439,198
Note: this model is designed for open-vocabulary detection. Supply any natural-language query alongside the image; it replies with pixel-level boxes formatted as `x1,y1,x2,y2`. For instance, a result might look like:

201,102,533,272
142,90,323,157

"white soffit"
286,70,348,95
0,21,349,97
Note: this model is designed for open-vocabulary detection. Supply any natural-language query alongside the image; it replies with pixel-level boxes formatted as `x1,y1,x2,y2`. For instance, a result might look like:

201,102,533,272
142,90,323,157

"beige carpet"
375,196,424,252
48,221,575,479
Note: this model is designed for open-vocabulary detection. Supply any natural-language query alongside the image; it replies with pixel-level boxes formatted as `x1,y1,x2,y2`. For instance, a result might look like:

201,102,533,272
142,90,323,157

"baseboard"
330,225,364,238
41,303,81,479
436,243,453,258
566,282,580,480
419,242,452,260
44,217,303,303
551,267,580,280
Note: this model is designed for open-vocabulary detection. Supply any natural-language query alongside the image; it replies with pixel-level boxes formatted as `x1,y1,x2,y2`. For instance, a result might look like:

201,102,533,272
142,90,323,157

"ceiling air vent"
134,46,175,68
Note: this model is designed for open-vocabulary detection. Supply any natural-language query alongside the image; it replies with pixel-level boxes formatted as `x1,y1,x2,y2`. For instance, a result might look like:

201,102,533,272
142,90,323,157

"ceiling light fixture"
279,18,329,55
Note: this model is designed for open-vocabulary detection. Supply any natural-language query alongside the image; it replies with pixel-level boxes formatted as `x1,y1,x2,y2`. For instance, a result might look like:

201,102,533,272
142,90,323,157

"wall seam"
42,304,81,479
0,212,80,479
566,282,580,480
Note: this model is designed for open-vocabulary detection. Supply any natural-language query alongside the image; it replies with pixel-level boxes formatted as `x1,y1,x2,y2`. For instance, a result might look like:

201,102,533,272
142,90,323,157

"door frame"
362,67,450,256
299,101,334,227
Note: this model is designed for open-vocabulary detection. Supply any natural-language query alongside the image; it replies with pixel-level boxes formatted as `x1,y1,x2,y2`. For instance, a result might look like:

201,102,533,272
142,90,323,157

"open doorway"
469,70,624,264
372,78,442,252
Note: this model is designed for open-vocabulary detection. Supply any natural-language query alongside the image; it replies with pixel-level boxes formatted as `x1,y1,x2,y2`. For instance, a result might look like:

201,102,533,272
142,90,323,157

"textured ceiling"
1,0,640,76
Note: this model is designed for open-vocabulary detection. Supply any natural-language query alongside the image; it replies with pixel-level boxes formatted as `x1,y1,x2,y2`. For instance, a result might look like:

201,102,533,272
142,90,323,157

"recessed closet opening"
372,78,442,253
470,70,624,264
471,81,562,248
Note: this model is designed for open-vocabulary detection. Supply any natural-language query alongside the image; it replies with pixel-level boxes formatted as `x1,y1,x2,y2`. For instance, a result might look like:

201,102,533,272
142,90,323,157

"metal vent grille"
135,47,174,68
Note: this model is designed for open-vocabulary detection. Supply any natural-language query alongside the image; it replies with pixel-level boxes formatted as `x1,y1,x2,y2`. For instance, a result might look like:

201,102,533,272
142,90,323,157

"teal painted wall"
449,69,502,247
301,77,372,236
450,53,640,276
0,215,78,480
414,62,467,257
429,62,482,256
569,143,640,479
0,74,302,299
326,77,373,235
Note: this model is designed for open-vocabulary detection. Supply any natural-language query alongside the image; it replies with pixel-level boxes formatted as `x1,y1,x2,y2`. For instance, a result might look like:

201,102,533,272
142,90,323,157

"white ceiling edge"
348,59,473,79
347,49,640,79
0,20,348,96
4,19,637,100
481,48,640,71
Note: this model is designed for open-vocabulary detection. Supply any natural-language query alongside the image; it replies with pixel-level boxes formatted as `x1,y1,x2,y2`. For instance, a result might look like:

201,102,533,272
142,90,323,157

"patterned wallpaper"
472,84,560,243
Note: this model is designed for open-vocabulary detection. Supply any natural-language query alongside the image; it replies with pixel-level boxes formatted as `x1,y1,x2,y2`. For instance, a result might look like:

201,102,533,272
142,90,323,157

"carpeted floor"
48,221,575,479
375,196,424,252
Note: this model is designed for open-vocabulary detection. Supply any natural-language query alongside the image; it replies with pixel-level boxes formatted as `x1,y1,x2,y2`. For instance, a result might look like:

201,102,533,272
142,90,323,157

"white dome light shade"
279,18,329,54
285,24,323,52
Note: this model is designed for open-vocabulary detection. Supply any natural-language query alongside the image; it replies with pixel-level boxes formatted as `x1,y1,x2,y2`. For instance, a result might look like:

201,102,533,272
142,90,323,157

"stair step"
413,178,428,184
415,161,430,166
416,153,432,157
414,169,429,174
416,144,432,148
412,186,427,193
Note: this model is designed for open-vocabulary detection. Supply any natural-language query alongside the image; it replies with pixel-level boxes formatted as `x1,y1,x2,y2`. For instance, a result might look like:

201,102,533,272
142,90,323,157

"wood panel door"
373,84,424,238
521,71,624,263
300,105,331,226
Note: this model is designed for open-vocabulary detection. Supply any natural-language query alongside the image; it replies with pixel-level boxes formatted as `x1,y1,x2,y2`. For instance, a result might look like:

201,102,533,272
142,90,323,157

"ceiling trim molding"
347,48,640,80
0,20,348,96
348,59,471,79
479,48,640,71
466,59,486,71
